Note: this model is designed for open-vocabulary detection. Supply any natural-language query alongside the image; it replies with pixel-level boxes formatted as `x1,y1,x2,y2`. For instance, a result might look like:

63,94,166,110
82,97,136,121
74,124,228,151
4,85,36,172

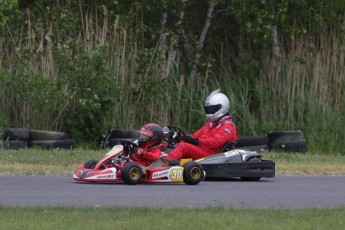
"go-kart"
163,125,275,181
73,140,205,185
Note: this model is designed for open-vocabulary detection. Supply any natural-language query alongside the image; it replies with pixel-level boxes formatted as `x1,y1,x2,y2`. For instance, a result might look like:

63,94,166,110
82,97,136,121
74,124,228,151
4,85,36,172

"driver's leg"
165,142,211,161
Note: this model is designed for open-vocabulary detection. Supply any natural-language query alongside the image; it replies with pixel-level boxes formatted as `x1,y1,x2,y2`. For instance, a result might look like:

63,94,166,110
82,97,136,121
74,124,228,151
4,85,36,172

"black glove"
181,135,199,146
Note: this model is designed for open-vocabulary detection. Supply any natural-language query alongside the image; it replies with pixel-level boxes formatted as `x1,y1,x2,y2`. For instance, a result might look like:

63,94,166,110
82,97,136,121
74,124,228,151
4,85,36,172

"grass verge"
264,152,345,175
1,148,345,175
0,206,344,230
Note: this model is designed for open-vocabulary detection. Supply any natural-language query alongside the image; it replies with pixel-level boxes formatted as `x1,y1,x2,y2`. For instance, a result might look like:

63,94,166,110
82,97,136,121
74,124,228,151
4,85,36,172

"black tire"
122,162,142,185
241,157,262,181
29,139,76,149
239,145,269,152
29,129,69,141
103,138,136,149
183,161,204,185
270,142,307,153
237,136,269,147
2,128,30,141
267,130,305,143
84,160,99,169
221,141,237,152
2,140,28,149
105,129,139,139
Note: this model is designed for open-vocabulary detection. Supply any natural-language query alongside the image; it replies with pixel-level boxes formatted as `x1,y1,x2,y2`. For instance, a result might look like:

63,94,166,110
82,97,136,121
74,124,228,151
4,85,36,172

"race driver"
164,89,238,163
130,123,164,167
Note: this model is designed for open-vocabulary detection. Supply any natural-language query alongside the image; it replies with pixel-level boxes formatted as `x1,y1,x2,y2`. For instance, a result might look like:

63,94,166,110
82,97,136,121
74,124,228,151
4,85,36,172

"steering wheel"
167,125,185,136
163,125,186,148
121,139,139,155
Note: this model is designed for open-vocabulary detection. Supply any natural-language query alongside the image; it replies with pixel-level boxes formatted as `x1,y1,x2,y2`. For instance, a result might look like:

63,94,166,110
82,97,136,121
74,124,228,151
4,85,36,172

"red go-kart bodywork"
73,145,204,185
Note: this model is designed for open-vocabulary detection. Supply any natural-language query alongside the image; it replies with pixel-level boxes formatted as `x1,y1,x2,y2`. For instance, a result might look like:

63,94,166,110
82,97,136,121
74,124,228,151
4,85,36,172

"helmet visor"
139,129,154,141
139,133,150,141
204,104,222,115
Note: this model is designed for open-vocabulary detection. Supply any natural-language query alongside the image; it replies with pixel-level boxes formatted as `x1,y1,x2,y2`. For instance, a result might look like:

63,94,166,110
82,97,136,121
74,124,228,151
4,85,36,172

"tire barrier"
2,128,30,141
105,129,139,139
1,140,28,149
104,138,137,149
235,136,270,153
101,128,307,153
236,131,306,153
1,128,75,149
269,142,307,153
238,145,270,152
237,135,269,147
29,129,69,141
267,130,305,143
29,140,76,150
267,130,307,153
102,129,139,149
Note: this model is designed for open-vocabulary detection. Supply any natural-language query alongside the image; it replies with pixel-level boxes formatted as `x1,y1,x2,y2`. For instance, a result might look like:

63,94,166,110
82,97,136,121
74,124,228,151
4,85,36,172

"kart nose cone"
73,169,84,180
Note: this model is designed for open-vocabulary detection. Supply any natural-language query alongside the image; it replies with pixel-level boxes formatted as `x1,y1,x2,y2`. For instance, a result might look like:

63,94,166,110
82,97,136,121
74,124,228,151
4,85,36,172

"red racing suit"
130,145,163,167
165,115,238,161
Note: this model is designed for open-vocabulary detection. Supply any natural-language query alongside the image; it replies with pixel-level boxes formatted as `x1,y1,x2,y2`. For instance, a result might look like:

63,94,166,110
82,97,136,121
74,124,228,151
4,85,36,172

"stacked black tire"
1,128,29,149
102,129,139,149
1,128,75,149
236,130,307,153
267,130,307,153
237,135,270,152
101,128,307,153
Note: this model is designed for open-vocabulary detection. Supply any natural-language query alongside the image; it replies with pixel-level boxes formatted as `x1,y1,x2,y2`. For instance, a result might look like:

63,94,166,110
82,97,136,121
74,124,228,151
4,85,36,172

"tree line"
1,0,344,152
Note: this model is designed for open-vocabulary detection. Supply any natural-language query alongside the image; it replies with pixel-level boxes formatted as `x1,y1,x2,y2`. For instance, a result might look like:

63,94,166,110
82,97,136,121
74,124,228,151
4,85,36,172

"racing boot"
162,157,180,167
141,166,147,177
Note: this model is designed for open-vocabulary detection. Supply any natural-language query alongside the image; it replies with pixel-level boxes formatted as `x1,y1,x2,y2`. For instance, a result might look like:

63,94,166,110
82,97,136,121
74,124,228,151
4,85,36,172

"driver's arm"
198,123,238,150
191,123,209,138
144,147,162,163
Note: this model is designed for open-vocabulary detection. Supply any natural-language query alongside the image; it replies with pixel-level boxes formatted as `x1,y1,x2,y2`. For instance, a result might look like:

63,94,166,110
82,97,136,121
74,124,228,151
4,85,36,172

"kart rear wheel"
84,160,99,169
122,162,142,185
183,161,204,185
241,157,262,181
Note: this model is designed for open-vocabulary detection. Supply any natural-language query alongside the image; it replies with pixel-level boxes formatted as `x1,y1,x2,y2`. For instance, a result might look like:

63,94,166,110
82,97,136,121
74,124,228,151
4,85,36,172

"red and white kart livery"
73,140,204,185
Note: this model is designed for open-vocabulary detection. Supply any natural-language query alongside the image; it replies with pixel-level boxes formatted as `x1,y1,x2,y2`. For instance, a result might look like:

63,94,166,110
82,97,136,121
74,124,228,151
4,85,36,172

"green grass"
264,151,345,175
0,148,104,175
1,148,345,175
0,206,344,230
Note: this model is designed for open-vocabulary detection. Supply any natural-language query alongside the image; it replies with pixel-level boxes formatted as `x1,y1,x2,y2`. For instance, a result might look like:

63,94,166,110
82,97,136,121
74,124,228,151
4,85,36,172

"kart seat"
221,141,237,152
147,157,164,168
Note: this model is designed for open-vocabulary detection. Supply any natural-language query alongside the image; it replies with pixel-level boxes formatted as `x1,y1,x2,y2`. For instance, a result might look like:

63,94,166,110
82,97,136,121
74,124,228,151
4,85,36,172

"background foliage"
0,0,344,152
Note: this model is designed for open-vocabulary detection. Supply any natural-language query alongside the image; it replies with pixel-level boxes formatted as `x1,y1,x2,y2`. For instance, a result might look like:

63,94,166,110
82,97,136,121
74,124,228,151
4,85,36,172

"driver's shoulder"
147,144,164,152
222,117,236,126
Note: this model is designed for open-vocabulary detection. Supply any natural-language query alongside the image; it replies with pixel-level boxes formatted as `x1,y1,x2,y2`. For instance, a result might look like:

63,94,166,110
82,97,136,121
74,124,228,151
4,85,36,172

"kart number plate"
169,168,184,182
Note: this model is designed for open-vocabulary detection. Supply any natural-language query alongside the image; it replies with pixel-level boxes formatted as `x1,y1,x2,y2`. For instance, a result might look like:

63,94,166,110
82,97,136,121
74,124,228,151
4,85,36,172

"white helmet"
204,89,230,122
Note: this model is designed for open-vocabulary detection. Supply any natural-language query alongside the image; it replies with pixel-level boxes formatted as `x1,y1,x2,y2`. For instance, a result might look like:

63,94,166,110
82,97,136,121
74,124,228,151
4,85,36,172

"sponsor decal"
152,169,170,179
89,168,117,180
224,128,231,134
96,174,115,179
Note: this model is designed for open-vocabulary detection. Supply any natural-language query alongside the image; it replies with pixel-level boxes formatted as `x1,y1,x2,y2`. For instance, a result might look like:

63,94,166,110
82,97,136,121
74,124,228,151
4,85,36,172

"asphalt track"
0,175,344,208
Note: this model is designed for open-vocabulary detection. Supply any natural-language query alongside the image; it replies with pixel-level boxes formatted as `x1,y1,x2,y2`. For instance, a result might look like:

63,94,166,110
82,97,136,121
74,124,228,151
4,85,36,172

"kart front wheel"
122,162,142,185
183,161,204,185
